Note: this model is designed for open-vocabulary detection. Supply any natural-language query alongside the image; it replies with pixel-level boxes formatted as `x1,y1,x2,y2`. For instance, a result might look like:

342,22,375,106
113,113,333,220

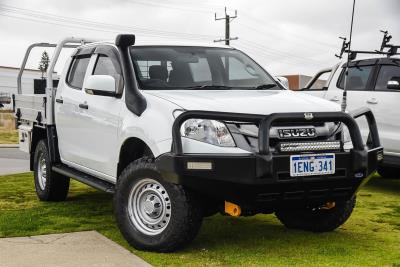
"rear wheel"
378,165,399,179
114,158,203,252
33,139,70,201
275,197,356,232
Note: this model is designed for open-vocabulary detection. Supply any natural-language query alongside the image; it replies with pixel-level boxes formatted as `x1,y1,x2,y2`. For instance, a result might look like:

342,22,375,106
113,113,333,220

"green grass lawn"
0,173,399,267
0,130,18,144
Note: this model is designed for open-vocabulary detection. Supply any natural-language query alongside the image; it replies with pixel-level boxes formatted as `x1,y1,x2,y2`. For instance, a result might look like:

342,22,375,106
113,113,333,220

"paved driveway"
0,147,30,175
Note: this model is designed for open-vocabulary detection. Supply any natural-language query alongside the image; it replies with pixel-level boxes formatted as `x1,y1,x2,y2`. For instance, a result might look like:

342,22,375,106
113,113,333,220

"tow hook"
224,201,241,217
321,202,336,210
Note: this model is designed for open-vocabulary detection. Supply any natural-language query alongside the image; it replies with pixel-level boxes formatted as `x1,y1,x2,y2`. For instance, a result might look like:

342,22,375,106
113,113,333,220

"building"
0,66,58,109
282,74,326,91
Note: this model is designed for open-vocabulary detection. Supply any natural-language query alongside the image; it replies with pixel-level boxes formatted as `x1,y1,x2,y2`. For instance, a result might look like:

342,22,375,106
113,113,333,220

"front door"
369,64,400,154
74,53,123,180
324,64,375,141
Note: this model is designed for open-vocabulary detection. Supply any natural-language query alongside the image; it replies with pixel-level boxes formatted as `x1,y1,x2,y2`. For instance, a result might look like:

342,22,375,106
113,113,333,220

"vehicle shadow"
366,176,400,194
188,214,362,253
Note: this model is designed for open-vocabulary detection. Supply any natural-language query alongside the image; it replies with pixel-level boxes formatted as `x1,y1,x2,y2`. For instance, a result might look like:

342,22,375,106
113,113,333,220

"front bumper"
156,108,383,210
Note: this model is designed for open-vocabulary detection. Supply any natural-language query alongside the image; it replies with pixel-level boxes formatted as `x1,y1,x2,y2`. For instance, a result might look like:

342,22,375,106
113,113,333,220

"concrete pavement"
0,231,152,267
0,147,30,175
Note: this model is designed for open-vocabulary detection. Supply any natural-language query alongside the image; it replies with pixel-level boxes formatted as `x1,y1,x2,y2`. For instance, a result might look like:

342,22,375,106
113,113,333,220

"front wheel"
114,158,203,252
33,139,70,201
275,197,356,232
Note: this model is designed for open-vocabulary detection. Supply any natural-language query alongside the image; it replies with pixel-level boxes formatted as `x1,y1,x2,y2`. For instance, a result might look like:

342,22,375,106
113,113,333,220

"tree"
38,51,50,79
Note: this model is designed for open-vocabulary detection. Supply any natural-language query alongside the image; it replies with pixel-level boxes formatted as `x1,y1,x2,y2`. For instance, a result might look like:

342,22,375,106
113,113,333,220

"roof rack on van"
336,31,400,61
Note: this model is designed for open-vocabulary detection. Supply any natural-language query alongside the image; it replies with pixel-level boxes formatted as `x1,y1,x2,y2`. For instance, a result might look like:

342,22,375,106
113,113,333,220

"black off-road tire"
275,197,356,232
378,165,399,179
114,158,203,252
33,139,70,201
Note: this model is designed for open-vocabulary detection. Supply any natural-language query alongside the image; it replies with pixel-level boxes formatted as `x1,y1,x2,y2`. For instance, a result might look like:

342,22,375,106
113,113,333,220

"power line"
0,4,218,41
240,11,338,50
235,41,327,68
239,39,328,66
235,22,334,54
125,0,214,14
0,2,333,71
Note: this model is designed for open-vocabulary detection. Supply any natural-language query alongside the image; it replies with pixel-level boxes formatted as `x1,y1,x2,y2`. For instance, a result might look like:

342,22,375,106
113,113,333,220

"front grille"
229,122,341,153
279,141,341,152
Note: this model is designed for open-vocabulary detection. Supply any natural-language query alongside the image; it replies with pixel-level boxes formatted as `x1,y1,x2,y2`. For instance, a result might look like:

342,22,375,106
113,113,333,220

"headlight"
180,119,236,147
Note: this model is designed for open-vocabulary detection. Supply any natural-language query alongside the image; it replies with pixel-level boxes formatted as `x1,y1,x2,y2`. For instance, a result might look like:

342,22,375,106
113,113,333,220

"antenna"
341,0,356,112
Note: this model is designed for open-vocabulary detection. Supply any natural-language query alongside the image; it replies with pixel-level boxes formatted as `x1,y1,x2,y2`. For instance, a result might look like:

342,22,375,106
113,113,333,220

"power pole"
214,7,238,45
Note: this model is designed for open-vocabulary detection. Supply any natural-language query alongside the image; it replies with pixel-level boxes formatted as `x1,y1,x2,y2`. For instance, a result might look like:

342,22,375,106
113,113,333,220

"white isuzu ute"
14,34,383,252
303,55,400,178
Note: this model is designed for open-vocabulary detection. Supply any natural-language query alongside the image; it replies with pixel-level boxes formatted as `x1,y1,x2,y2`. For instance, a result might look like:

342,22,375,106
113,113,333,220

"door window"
93,55,122,90
338,66,373,91
66,56,90,89
375,65,400,91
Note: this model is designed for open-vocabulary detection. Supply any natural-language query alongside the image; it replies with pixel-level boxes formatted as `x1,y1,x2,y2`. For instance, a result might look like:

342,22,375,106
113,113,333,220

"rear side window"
67,56,90,89
375,65,400,91
338,66,373,91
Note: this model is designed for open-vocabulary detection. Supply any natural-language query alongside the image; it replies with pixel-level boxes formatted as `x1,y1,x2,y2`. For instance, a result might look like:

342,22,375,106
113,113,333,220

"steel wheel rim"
37,152,47,190
128,178,172,235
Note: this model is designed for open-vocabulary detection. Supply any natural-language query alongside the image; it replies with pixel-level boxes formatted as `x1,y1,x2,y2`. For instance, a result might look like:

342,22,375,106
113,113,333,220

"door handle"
366,98,378,104
55,99,63,104
330,96,340,102
79,103,88,109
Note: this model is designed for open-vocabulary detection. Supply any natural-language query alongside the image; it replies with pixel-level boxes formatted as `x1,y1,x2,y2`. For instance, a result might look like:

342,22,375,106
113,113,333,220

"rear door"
55,54,91,163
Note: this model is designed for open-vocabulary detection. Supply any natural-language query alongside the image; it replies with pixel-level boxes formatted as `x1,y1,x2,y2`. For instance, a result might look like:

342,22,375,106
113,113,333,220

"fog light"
187,162,212,170
279,141,341,152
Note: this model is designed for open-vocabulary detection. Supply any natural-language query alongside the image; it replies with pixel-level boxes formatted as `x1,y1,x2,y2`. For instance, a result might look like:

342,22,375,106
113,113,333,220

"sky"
0,0,399,76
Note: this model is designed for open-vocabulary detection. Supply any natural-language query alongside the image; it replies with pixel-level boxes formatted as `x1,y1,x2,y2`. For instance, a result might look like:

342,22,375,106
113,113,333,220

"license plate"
290,153,335,177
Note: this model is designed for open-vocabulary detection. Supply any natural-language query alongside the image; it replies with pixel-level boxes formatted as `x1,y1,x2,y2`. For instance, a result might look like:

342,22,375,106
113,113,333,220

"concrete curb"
0,231,153,267
0,144,18,148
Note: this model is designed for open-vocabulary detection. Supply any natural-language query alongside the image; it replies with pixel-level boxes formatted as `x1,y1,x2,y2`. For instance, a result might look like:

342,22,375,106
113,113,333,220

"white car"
303,56,400,178
14,34,382,252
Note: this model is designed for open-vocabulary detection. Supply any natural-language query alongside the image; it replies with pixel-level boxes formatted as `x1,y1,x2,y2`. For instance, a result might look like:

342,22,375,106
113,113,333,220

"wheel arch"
117,137,154,178
30,126,47,170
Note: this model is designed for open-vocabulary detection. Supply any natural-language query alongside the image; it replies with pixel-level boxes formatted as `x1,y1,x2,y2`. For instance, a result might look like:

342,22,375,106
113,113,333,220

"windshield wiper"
184,85,233,90
253,84,279,90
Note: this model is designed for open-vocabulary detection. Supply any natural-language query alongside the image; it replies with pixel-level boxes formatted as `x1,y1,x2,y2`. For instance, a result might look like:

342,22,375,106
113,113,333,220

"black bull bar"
155,107,383,207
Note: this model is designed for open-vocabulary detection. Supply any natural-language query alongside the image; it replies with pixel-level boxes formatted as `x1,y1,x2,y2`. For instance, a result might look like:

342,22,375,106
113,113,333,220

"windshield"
130,46,280,90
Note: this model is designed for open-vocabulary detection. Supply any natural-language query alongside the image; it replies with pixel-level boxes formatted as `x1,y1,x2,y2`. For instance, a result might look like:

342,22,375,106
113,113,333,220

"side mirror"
85,75,116,96
275,76,289,89
387,77,400,90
